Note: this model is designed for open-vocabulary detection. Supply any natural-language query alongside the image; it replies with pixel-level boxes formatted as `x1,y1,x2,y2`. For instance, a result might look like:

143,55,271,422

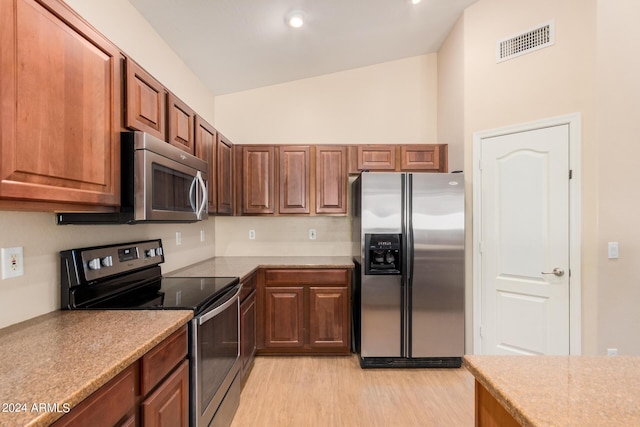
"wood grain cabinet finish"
125,58,165,140
309,286,350,349
259,269,351,355
400,144,443,171
240,290,257,381
241,146,276,214
51,363,137,427
0,0,121,209
264,286,305,348
140,326,188,396
356,145,396,170
167,93,195,154
315,146,348,214
217,133,234,215
195,116,217,213
141,360,189,427
279,146,310,214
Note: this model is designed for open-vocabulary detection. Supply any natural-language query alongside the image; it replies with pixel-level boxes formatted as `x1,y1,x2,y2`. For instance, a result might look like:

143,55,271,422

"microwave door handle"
196,171,207,219
189,177,198,213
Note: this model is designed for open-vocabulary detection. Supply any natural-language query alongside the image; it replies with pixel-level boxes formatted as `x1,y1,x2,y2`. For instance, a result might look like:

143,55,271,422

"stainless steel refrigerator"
352,172,464,368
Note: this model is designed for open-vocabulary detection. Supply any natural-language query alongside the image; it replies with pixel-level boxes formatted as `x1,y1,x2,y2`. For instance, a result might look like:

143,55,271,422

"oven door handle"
197,284,241,326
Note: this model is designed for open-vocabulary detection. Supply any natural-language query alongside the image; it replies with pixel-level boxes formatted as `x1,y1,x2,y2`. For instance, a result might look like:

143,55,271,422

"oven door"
135,144,208,222
192,284,241,427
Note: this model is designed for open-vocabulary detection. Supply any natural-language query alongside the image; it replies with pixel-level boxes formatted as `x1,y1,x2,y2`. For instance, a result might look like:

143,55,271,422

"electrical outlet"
607,348,618,356
2,247,24,279
249,230,256,240
309,229,317,240
176,232,182,246
200,230,205,242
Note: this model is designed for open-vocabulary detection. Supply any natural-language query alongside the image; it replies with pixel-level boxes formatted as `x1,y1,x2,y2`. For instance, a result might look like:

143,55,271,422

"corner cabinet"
217,133,235,215
0,0,121,209
258,269,351,355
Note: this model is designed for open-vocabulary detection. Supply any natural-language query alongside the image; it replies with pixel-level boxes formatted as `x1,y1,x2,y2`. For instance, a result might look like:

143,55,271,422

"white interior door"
479,124,570,355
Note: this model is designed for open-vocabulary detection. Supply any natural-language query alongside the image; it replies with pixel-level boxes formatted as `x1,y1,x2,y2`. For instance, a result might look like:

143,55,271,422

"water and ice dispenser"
364,234,401,275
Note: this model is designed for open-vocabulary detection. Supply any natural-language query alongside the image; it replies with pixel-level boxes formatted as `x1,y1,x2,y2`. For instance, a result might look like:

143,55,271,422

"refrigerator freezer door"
360,173,403,358
410,173,465,358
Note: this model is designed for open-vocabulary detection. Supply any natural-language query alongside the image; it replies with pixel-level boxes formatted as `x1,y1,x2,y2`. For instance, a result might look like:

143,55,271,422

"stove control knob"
146,248,156,258
101,256,113,268
156,247,163,256
88,258,101,270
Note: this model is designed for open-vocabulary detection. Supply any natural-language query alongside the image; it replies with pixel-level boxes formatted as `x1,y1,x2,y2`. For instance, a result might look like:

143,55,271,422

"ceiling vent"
496,21,555,63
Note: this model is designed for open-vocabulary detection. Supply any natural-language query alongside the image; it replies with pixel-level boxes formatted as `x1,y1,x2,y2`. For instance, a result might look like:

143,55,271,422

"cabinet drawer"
264,269,348,285
140,325,188,395
52,363,136,427
141,360,189,427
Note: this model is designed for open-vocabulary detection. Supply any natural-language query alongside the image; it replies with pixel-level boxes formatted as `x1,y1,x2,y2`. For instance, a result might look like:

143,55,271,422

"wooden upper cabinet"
217,133,234,215
315,146,348,214
400,145,443,171
0,0,121,209
356,145,396,170
125,58,165,140
279,146,310,214
167,92,195,154
241,146,276,214
195,116,217,213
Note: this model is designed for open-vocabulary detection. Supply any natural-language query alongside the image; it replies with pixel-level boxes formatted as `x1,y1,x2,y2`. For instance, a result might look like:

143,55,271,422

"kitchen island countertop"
464,354,640,426
0,310,192,427
166,256,355,281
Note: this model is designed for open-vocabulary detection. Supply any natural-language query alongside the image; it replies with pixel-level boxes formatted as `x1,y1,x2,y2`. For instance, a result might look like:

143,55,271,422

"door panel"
410,173,465,357
360,173,403,358
481,124,570,355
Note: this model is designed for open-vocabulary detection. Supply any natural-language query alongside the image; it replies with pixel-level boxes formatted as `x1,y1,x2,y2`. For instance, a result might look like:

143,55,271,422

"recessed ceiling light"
411,0,423,4
286,11,304,28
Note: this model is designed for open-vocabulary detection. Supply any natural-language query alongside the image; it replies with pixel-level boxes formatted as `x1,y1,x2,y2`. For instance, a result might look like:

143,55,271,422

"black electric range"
60,239,238,314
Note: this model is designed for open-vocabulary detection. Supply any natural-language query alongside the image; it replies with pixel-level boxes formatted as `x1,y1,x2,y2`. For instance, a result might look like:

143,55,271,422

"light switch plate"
2,247,24,279
608,242,619,259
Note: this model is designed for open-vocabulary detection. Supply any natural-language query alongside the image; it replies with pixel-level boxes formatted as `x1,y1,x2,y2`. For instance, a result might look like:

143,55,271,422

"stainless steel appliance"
60,240,240,427
57,131,208,224
352,172,465,368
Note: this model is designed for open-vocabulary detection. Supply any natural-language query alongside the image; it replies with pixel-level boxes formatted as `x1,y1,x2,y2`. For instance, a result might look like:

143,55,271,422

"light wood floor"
231,355,475,427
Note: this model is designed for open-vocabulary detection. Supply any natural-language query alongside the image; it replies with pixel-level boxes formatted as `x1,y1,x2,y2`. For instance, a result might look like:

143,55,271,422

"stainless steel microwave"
57,132,208,224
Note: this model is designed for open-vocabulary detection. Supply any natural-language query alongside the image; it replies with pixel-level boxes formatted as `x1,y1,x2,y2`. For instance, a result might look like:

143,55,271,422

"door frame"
472,113,582,355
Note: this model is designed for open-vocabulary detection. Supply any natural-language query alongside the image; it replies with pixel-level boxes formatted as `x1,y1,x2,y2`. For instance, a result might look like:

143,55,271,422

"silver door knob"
541,268,565,277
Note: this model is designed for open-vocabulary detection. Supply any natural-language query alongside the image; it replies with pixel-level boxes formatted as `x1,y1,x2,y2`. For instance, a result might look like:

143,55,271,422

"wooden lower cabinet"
258,268,351,355
142,360,189,427
240,290,257,381
474,380,521,427
52,326,189,427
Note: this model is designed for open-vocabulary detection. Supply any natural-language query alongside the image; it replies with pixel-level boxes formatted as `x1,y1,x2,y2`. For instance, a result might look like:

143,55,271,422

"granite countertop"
166,256,355,281
464,355,640,426
0,310,193,427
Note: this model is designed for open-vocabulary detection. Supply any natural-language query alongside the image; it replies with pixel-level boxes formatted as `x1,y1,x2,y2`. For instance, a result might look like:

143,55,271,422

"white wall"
214,54,439,145
0,0,217,329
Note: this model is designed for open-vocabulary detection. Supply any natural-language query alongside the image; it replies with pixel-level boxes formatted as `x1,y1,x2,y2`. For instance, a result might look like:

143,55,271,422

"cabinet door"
142,360,189,427
167,93,195,154
357,145,396,170
195,116,217,213
315,146,348,214
400,145,442,171
241,146,276,214
240,291,257,379
125,58,165,140
217,133,234,215
264,286,304,348
279,146,310,214
0,0,121,208
309,287,350,350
